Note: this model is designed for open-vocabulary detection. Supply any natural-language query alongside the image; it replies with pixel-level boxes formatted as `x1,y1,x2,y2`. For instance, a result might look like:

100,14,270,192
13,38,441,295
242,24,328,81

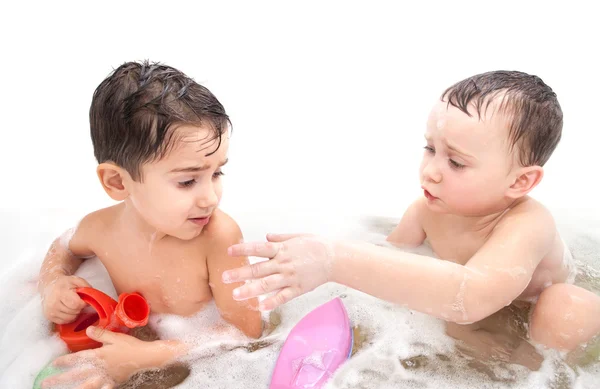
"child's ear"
97,162,130,201
506,165,544,199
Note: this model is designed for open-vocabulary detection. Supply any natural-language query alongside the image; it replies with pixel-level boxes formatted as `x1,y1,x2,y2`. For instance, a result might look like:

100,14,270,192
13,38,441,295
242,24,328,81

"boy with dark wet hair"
38,60,262,388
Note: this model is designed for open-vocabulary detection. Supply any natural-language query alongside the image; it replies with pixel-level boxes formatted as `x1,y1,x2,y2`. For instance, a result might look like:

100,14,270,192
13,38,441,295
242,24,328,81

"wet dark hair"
90,60,230,181
442,70,562,167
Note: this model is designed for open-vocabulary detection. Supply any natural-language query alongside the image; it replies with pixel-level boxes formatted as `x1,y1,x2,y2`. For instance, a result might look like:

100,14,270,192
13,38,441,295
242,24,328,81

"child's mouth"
423,189,438,201
189,216,211,226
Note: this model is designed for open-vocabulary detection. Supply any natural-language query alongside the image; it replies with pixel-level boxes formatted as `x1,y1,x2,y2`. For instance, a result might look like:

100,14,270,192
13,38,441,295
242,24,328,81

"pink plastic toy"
57,287,150,352
270,297,353,389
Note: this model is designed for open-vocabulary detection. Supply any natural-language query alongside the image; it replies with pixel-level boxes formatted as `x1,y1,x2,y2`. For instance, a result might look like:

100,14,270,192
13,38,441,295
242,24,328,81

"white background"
0,0,598,220
0,4,598,386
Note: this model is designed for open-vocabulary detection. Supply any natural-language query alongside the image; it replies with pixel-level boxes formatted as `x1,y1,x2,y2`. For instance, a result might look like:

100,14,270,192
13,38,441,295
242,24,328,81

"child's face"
420,100,519,216
126,125,229,240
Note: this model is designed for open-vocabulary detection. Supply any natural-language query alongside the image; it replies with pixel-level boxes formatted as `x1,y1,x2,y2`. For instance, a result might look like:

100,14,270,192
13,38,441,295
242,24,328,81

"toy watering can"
33,287,150,389
57,287,150,352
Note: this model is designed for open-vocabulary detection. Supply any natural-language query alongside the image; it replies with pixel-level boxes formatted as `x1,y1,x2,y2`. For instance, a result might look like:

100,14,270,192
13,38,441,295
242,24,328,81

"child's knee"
530,283,600,351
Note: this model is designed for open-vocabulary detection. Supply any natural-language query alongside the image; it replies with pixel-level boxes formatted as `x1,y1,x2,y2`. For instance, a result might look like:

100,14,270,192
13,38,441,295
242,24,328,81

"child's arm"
38,215,97,324
225,202,554,324
386,198,427,247
46,236,262,388
329,205,552,324
206,212,263,338
44,325,189,388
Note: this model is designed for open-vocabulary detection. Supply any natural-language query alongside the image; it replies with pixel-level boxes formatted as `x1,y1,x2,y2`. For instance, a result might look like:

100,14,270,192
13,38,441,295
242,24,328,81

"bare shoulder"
387,197,428,246
203,209,247,279
401,197,430,224
414,196,433,214
495,197,556,245
201,210,262,338
203,209,243,249
69,203,122,256
413,196,429,214
501,197,555,226
77,204,123,235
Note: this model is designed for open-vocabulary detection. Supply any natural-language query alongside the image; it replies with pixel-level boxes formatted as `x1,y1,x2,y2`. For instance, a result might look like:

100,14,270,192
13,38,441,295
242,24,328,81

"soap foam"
1,209,599,388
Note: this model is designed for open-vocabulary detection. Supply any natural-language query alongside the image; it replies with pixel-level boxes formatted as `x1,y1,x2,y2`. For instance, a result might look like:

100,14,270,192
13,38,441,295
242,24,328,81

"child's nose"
422,160,442,183
196,184,219,209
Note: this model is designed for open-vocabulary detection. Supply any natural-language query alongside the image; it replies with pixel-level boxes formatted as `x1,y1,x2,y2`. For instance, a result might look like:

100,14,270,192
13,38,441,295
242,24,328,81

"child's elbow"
237,315,263,339
223,311,263,339
245,321,263,339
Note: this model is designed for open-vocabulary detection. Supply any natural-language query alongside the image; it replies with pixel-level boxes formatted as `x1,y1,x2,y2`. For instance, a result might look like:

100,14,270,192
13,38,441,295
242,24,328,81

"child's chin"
424,199,447,212
171,227,204,241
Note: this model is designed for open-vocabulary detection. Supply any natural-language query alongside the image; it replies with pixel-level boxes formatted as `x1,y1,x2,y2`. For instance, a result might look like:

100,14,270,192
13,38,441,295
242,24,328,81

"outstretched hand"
221,233,337,311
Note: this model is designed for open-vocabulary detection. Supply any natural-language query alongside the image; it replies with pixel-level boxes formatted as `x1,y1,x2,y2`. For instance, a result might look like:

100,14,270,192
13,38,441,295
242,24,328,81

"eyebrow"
170,158,228,173
444,141,475,159
425,135,476,160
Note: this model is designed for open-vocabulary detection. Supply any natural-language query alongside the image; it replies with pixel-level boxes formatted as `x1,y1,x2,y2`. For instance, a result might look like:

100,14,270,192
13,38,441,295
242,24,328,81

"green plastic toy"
32,363,62,389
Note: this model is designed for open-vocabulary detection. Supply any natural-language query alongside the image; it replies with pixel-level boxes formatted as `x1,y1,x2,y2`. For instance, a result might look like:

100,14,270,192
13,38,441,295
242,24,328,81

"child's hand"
222,233,336,310
42,326,150,389
41,275,91,324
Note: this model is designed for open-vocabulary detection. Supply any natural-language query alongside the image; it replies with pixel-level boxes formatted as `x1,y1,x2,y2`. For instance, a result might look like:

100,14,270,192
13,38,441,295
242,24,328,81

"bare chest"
422,214,571,300
95,237,213,316
423,220,490,265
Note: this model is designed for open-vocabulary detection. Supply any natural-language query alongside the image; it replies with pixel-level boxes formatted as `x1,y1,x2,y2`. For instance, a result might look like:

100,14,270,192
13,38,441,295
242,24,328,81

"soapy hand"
42,326,149,389
41,275,91,324
222,233,336,310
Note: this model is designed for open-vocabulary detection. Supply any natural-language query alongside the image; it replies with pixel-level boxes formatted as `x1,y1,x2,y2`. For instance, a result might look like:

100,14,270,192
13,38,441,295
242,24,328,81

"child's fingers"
228,241,281,258
61,299,84,314
266,233,314,242
53,350,96,367
224,260,279,285
49,302,80,323
86,325,122,345
233,274,288,300
52,311,78,324
259,287,297,311
71,276,92,288
75,375,106,389
41,367,96,388
63,293,87,311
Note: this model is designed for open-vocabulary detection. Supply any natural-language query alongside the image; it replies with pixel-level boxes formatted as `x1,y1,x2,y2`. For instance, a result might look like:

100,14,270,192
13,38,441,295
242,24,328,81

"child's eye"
213,171,225,179
424,145,435,154
449,159,465,169
178,179,196,188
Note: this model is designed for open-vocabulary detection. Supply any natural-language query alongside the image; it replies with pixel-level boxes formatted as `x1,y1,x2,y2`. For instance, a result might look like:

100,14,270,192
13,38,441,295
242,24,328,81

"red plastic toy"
57,287,150,352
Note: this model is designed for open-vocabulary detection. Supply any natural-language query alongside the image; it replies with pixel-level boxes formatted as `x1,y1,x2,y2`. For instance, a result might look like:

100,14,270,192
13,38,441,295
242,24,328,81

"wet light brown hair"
443,70,563,167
